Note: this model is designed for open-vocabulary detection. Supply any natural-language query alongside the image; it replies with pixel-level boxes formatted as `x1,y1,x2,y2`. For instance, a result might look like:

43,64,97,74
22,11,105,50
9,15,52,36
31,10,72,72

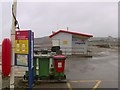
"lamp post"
10,0,17,89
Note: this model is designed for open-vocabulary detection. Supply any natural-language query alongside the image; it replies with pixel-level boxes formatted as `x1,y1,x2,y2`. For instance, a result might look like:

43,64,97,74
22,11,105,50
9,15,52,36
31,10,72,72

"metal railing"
34,45,93,56
60,46,93,55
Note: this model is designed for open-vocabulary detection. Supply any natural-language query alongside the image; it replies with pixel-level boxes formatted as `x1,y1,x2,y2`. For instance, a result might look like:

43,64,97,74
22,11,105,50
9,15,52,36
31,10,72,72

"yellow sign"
63,40,68,45
15,40,29,54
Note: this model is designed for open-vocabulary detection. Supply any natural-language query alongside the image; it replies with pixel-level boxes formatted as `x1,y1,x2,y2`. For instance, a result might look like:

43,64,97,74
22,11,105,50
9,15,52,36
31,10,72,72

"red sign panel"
15,31,29,40
54,60,65,73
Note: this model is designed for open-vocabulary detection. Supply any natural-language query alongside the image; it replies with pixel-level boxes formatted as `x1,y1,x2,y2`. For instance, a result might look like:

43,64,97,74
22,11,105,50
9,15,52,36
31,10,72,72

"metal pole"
10,0,17,89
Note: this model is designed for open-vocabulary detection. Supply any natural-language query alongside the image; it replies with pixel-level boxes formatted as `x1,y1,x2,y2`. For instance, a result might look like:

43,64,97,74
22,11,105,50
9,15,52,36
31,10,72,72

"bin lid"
53,55,66,60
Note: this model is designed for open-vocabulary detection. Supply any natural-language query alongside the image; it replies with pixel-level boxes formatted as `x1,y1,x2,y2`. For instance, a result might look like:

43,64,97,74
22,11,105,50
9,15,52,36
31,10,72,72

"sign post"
15,30,34,88
10,0,17,89
11,0,34,89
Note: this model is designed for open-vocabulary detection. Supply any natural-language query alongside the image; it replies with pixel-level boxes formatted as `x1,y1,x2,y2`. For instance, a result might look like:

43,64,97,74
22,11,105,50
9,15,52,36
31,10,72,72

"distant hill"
88,37,118,47
89,37,118,42
34,36,52,50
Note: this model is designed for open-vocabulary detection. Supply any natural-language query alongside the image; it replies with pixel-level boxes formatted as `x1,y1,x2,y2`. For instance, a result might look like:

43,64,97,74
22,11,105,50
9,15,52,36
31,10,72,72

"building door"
52,39,60,46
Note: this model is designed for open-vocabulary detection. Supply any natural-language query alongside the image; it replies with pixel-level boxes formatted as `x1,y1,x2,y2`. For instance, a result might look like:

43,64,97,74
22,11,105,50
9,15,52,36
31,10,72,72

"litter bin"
33,57,38,80
38,56,50,80
51,46,60,52
53,55,66,80
24,57,38,80
24,71,29,80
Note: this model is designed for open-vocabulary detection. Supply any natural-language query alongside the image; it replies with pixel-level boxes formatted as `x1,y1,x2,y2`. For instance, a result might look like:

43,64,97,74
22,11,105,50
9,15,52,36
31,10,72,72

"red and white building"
49,30,93,55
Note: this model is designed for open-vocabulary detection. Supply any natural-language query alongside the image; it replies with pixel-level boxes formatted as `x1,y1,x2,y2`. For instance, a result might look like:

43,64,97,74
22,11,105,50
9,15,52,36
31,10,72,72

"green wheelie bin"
38,56,50,80
33,57,38,80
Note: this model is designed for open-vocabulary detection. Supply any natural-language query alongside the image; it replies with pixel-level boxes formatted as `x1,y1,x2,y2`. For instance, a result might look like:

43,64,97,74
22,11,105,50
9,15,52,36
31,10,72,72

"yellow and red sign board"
15,31,29,54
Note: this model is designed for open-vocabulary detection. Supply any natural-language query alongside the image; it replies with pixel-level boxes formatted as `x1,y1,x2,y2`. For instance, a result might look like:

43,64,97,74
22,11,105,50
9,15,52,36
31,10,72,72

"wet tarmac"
0,48,118,89
65,48,118,89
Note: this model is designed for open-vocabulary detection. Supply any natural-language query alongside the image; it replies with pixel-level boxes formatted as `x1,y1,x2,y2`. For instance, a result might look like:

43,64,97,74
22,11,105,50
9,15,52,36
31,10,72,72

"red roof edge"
49,30,93,38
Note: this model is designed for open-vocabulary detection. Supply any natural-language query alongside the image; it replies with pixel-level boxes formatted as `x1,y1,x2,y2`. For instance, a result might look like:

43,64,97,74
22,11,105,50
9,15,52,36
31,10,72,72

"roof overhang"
49,30,93,38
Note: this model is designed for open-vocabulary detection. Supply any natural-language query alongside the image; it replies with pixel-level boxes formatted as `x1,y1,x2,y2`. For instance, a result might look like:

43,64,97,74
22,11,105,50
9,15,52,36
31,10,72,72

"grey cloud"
2,2,118,40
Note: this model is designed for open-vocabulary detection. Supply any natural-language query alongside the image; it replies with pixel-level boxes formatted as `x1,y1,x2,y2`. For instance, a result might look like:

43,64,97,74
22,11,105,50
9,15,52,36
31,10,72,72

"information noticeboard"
16,54,28,66
15,30,34,88
15,31,29,66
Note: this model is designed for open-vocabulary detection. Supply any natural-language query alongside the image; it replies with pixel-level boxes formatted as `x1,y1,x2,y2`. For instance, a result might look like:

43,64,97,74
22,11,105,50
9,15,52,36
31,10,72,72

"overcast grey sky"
0,1,118,42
